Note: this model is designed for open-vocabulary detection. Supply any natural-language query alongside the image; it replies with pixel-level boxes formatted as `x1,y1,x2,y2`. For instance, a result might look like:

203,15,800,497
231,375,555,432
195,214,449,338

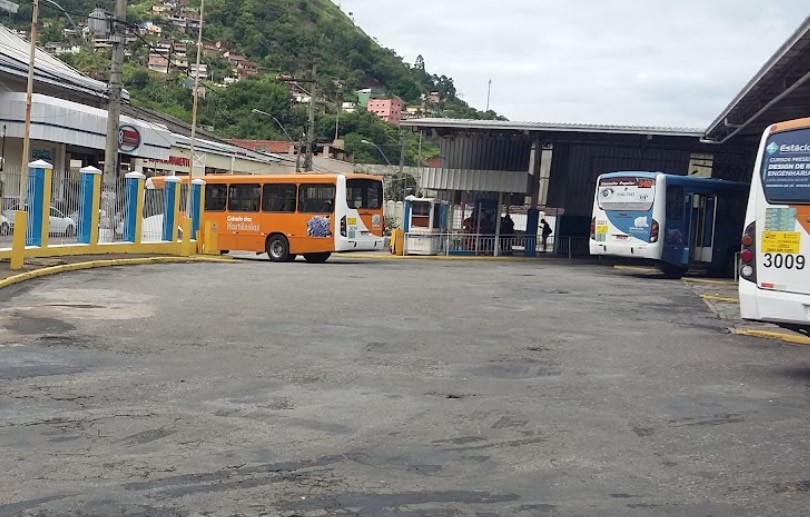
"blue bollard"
123,172,145,243
25,160,53,247
190,178,205,240
525,208,539,257
77,166,101,245
163,176,180,242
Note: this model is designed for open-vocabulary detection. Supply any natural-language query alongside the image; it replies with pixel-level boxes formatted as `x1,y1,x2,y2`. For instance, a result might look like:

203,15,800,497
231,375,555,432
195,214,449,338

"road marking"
683,278,737,286
700,295,740,304
735,329,810,346
613,265,659,273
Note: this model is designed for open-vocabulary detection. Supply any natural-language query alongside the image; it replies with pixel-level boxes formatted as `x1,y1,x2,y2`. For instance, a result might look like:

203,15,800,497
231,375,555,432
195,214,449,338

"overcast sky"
336,0,807,128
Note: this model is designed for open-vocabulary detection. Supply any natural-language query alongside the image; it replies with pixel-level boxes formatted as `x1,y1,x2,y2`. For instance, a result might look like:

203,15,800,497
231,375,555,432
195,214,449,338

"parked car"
2,205,76,237
0,214,9,236
114,212,183,241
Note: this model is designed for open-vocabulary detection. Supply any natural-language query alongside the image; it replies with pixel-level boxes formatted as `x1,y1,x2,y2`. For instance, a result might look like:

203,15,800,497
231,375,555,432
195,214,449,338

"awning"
0,92,173,160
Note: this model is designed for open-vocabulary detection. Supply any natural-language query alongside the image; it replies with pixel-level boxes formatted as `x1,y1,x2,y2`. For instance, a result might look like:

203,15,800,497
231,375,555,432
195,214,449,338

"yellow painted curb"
735,329,810,346
0,256,233,290
700,295,740,304
340,253,542,261
613,265,660,273
683,277,737,286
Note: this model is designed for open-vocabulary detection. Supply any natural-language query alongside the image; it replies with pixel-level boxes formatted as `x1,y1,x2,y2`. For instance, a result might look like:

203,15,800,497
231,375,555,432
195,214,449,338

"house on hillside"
148,53,170,74
44,42,81,56
224,51,247,65
356,87,385,109
367,97,403,126
151,4,172,18
189,63,208,81
200,40,220,57
234,60,258,80
185,11,201,31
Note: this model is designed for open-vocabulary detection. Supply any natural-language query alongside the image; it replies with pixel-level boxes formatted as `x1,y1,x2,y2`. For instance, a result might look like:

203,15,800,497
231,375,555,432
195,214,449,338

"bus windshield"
597,177,656,211
761,128,810,204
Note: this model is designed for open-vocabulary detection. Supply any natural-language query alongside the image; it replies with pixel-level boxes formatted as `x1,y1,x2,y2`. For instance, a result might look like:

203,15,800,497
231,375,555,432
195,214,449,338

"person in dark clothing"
500,210,515,256
541,218,553,252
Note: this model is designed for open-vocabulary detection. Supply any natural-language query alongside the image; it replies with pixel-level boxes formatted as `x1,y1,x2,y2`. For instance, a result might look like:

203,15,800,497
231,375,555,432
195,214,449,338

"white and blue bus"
739,118,810,335
590,171,748,278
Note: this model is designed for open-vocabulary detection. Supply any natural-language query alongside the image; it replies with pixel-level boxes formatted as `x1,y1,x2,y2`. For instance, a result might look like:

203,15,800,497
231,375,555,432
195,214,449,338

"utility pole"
102,0,126,224
398,130,406,201
185,0,205,215
486,79,492,112
303,63,316,172
20,0,40,204
334,86,341,142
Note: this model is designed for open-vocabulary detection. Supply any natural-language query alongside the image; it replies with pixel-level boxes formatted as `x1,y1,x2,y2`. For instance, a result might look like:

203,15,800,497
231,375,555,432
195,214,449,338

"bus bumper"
336,237,385,252
740,280,810,328
589,241,659,260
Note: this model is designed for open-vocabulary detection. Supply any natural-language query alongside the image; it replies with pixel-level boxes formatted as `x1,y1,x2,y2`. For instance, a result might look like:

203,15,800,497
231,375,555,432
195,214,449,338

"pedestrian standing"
541,218,553,252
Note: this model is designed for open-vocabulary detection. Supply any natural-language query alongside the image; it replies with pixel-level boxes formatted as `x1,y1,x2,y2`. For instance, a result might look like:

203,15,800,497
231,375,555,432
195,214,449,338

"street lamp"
360,139,392,166
252,108,301,172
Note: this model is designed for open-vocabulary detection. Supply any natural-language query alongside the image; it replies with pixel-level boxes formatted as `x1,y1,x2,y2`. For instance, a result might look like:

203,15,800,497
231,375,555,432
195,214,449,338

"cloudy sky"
336,0,807,128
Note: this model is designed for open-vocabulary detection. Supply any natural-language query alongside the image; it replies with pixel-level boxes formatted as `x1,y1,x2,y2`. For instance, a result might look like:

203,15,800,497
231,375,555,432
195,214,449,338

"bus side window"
205,184,228,211
263,184,297,213
666,186,683,220
229,184,261,212
299,184,336,213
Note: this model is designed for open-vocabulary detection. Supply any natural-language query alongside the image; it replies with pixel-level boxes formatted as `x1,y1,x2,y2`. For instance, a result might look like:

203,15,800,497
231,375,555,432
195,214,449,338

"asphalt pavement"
0,258,809,516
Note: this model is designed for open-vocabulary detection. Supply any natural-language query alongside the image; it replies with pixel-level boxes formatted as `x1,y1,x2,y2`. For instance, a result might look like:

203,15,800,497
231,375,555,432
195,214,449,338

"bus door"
662,185,688,266
227,183,262,251
689,193,717,263
261,182,298,247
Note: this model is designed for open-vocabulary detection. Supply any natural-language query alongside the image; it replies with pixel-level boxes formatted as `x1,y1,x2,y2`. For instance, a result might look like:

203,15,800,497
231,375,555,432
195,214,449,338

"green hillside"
3,0,502,166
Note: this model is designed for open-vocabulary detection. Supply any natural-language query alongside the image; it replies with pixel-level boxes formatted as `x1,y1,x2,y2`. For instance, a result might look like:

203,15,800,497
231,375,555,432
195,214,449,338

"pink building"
367,97,402,125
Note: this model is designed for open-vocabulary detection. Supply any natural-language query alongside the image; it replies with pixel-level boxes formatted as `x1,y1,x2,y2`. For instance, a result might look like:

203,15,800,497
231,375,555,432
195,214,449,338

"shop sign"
118,125,142,153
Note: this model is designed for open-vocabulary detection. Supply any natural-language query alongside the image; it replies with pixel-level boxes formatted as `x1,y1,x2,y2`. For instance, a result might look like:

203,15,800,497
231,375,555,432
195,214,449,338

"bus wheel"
660,262,686,279
304,252,331,263
266,235,290,262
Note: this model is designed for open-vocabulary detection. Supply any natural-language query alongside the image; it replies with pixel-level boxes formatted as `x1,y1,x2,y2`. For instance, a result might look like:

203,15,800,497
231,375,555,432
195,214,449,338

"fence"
0,161,208,269
402,231,557,257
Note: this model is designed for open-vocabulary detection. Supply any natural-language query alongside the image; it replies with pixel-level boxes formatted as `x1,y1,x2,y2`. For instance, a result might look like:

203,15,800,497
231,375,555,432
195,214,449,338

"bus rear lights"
740,221,757,283
761,282,775,289
340,216,347,237
649,220,660,243
590,217,596,240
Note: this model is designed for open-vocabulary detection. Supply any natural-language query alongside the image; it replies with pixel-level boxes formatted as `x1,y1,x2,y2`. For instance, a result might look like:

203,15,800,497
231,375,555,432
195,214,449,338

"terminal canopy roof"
703,15,810,143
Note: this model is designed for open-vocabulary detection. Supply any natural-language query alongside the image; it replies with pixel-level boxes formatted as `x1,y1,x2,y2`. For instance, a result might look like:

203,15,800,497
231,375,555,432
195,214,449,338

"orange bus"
150,173,385,262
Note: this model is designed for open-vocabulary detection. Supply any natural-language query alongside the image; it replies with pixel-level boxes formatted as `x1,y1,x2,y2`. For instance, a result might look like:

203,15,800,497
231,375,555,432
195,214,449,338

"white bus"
739,118,810,335
590,171,747,278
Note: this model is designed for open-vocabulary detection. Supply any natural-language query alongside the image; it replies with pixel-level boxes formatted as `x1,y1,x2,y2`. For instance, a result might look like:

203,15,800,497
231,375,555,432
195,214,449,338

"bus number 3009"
763,253,806,270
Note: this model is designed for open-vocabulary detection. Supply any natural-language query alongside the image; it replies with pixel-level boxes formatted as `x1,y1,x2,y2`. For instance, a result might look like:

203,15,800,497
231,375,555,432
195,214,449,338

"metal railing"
402,231,558,257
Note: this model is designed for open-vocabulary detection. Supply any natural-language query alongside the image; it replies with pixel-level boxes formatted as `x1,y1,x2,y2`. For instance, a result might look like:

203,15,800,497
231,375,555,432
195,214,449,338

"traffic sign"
0,0,19,14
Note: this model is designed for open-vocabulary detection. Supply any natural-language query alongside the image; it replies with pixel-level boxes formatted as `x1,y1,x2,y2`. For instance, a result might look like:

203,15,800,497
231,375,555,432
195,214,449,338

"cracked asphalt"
0,258,809,516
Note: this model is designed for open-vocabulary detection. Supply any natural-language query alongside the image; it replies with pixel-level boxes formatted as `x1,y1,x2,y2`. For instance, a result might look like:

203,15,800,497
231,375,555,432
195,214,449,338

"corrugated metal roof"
402,118,704,137
0,24,123,101
703,15,810,142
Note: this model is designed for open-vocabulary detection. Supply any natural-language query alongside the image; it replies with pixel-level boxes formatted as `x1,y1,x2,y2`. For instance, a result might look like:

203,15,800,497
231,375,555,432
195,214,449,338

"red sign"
144,156,191,168
118,125,142,153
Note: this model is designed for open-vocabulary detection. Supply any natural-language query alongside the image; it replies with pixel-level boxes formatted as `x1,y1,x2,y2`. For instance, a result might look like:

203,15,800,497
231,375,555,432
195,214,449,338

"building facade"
367,97,403,125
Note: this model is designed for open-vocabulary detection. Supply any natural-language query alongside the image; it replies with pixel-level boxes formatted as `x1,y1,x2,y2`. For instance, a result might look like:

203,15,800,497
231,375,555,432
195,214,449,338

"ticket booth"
403,196,448,255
